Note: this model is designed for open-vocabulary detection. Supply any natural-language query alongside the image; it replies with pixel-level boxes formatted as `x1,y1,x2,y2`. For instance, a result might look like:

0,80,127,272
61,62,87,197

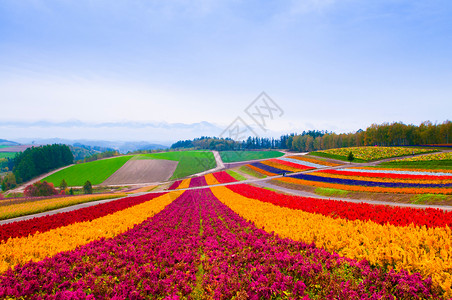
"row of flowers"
0,192,166,243
168,172,239,190
0,188,442,299
0,191,183,273
289,173,452,188
0,193,127,221
315,146,435,161
340,167,452,176
392,151,452,162
226,184,452,228
276,176,452,194
286,155,341,167
311,170,452,184
212,185,451,298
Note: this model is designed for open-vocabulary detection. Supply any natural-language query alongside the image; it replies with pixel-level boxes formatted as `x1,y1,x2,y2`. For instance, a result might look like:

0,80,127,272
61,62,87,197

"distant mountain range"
0,139,20,146
11,138,169,154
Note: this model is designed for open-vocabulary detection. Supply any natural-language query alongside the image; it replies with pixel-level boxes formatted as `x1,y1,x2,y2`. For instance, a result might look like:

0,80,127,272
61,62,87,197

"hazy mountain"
0,139,20,146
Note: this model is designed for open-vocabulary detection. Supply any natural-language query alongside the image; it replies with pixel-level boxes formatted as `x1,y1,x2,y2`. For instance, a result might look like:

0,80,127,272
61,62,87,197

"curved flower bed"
212,171,237,184
212,185,450,297
249,162,287,175
0,192,166,242
189,176,207,188
289,173,452,188
0,188,442,299
226,184,452,228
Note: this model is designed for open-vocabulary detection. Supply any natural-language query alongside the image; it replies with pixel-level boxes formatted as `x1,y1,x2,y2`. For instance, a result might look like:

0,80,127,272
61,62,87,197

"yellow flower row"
317,146,434,161
0,190,183,273
210,186,452,297
177,178,191,189
393,152,452,162
205,173,220,185
275,177,452,194
312,171,452,184
0,193,127,221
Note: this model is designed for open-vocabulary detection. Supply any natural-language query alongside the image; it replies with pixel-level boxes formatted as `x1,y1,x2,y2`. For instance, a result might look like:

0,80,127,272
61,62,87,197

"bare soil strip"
101,159,178,185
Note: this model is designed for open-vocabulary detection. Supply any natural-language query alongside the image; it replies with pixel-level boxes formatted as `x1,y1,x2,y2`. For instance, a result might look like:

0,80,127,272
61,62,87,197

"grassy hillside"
43,156,133,186
137,151,216,179
0,153,16,159
220,151,284,163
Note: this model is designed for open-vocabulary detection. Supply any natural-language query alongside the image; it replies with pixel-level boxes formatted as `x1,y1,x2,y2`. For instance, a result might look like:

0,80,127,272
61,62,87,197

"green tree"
1,173,17,191
347,151,355,164
59,179,68,191
69,188,74,195
83,180,93,194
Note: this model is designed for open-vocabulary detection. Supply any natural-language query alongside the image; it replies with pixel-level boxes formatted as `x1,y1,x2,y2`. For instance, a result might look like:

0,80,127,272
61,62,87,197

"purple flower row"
290,173,452,188
198,189,440,299
0,189,441,299
189,176,207,188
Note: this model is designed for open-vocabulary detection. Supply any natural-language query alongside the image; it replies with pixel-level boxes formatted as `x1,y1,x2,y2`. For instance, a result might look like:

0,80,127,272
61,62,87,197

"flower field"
1,186,448,298
168,171,238,190
275,166,452,194
311,146,436,162
0,193,127,221
392,152,452,162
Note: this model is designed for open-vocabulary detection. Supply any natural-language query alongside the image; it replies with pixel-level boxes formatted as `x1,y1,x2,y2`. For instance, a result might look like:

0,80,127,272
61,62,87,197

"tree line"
13,144,74,184
170,120,452,152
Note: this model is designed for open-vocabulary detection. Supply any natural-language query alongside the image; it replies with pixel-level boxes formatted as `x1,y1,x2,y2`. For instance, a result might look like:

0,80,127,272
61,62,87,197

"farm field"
101,158,178,185
0,186,450,298
138,151,216,179
219,150,284,163
310,146,437,162
42,156,133,186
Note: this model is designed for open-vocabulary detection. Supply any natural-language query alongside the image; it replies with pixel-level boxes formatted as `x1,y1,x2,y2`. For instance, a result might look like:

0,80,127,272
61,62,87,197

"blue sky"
1,0,451,142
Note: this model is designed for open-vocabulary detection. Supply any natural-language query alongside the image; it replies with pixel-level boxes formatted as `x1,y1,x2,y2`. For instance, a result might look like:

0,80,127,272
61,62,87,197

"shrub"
59,179,68,190
24,181,59,197
83,181,93,194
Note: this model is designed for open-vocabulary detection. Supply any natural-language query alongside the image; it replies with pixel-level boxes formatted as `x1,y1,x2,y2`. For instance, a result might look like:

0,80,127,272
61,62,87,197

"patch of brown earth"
101,159,178,185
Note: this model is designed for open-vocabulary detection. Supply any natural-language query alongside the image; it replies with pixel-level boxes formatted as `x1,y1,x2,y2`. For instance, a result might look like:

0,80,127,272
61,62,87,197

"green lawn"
220,151,284,163
0,152,16,159
42,156,133,186
137,151,217,179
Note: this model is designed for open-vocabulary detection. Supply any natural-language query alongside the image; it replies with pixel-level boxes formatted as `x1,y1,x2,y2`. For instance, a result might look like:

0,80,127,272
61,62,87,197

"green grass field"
137,151,217,179
314,187,349,197
43,156,133,186
220,151,284,163
0,152,16,159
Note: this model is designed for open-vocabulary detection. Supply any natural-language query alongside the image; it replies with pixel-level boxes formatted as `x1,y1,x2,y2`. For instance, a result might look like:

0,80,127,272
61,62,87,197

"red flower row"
226,184,452,228
212,171,237,184
321,169,452,180
0,192,166,242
